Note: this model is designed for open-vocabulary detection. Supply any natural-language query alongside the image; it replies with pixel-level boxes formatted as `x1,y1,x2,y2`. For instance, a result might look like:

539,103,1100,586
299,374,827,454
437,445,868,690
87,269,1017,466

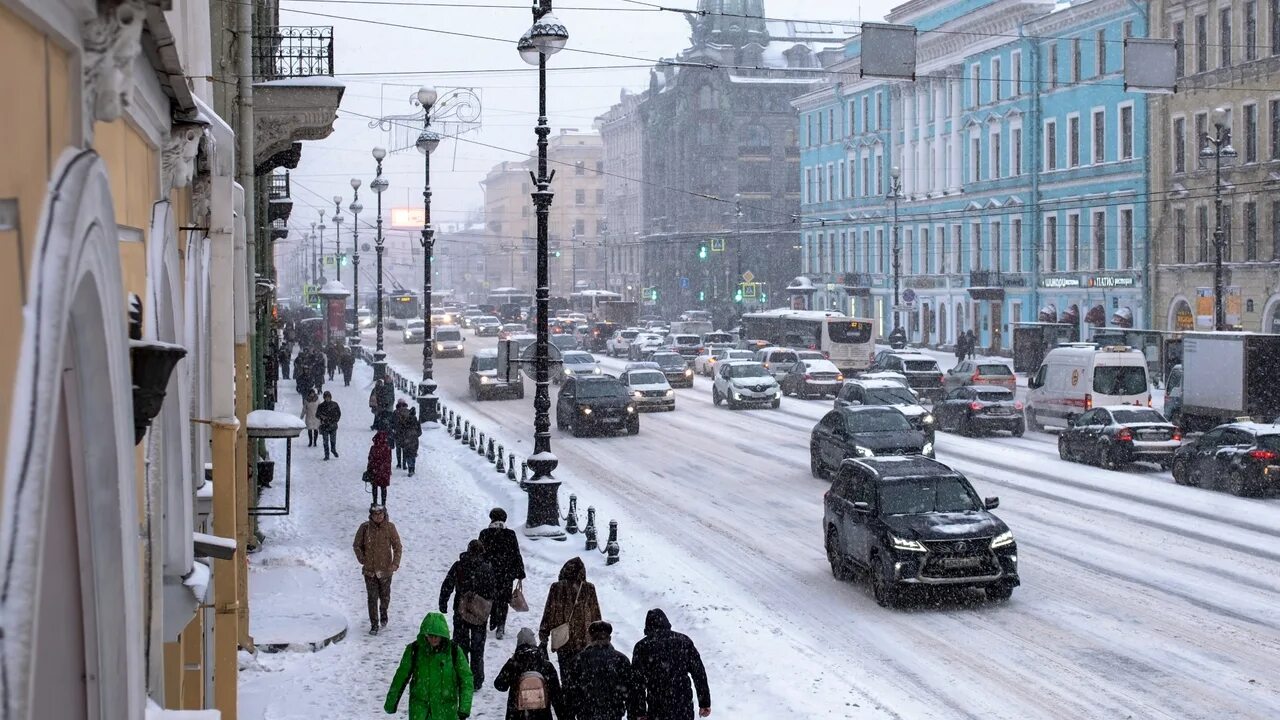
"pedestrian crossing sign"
710,237,725,252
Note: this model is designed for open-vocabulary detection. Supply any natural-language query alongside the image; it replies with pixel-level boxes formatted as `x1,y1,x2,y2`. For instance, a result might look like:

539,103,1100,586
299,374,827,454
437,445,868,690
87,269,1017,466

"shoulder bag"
549,583,583,652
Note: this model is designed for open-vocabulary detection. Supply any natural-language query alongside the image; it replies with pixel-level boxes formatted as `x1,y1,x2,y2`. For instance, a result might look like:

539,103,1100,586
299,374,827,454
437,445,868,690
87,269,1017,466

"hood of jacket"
558,556,586,584
644,608,671,636
419,611,451,640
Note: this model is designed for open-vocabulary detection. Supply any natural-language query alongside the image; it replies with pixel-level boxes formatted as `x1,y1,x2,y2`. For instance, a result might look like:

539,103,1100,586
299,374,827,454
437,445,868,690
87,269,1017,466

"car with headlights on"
934,386,1025,437
473,316,502,336
1058,406,1181,470
822,455,1018,606
628,332,667,361
712,360,781,410
402,319,425,344
498,323,528,340
555,375,639,437
810,407,932,481
432,325,466,358
555,350,602,383
695,347,754,376
468,349,523,401
1171,422,1280,495
835,379,935,443
649,351,694,388
620,363,675,412
780,358,845,398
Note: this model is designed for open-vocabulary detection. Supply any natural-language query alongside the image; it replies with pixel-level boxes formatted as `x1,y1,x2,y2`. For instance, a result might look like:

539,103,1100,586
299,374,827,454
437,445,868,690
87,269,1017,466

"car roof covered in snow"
847,455,957,480
1221,421,1280,434
848,378,913,390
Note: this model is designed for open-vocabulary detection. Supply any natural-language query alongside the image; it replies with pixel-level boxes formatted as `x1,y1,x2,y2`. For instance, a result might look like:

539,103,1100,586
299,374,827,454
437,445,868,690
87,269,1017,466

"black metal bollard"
469,427,478,450
507,453,517,481
462,420,471,443
454,418,463,440
584,506,598,551
486,437,496,463
496,446,506,474
604,520,620,565
564,494,580,534
520,461,528,485
477,431,486,455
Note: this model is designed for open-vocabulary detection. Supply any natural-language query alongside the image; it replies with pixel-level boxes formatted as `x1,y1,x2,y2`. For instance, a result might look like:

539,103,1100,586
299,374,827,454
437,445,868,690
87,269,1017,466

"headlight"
436,343,444,351
684,368,693,376
665,389,674,397
579,406,592,415
854,445,874,457
480,376,492,384
923,441,934,456
633,391,643,398
626,405,636,414
890,534,928,553
922,414,935,425
732,392,742,400
991,530,1015,549
592,367,602,374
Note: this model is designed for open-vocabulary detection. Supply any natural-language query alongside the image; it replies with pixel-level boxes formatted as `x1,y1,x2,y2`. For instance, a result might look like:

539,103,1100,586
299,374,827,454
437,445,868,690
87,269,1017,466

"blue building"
794,0,1149,351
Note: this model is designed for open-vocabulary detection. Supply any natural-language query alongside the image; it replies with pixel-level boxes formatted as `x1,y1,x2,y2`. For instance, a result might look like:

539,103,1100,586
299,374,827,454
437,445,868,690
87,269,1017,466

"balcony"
267,170,293,223
968,270,1005,300
253,26,344,175
253,26,334,81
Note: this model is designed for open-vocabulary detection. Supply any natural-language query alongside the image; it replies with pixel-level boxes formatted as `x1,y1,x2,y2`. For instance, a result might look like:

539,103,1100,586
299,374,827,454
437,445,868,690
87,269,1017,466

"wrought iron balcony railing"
268,170,291,200
969,269,1003,287
253,26,334,81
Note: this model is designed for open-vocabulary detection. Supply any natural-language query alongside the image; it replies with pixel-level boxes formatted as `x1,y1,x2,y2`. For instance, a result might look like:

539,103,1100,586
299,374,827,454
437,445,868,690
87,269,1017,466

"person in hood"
392,400,414,469
479,508,527,640
631,609,711,719
888,325,907,350
564,621,642,720
366,431,393,506
397,407,421,476
439,539,498,690
538,557,602,684
385,611,474,720
316,390,342,460
493,628,567,720
339,343,355,386
353,504,402,635
300,390,321,447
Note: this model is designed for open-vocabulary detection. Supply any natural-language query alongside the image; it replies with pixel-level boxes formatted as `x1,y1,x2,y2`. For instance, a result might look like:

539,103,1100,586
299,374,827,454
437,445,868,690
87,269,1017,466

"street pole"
332,196,344,285
415,86,441,425
1201,109,1236,332
309,226,317,286
888,166,903,333
372,147,389,379
350,179,362,343
317,210,326,282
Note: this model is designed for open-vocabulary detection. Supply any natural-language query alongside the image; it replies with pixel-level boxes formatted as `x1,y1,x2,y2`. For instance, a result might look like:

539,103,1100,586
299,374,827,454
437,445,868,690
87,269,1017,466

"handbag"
509,580,529,613
549,584,584,652
458,591,493,626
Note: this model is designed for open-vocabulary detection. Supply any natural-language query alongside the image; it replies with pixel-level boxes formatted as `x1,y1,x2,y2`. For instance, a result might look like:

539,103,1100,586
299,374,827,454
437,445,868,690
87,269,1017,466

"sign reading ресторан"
1040,276,1082,288
1087,275,1137,288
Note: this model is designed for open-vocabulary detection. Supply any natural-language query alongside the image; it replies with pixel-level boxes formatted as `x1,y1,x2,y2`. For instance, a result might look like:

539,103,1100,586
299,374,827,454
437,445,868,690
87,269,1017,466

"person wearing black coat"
306,349,326,394
479,508,527,640
494,628,567,720
294,354,309,396
440,539,499,690
631,609,711,720
396,406,422,476
566,622,642,720
315,391,342,460
339,344,355,386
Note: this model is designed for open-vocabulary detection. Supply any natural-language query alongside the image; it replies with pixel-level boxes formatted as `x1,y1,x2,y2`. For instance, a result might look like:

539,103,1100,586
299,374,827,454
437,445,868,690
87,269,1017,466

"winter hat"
516,628,537,647
489,507,508,523
467,539,485,555
588,620,612,641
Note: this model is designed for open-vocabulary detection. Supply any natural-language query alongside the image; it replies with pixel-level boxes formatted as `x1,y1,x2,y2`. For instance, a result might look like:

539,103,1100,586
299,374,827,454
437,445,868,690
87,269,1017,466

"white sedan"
620,364,675,411
695,347,755,376
555,350,602,383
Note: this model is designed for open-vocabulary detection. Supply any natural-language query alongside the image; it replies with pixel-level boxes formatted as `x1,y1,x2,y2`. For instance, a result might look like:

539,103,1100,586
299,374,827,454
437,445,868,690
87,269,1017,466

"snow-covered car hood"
628,382,670,393
883,403,928,419
730,376,777,388
881,512,1007,542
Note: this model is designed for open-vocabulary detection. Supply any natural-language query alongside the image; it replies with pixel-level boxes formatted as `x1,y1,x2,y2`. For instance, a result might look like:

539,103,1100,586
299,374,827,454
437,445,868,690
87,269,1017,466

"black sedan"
649,351,694,388
1057,406,1181,470
555,375,639,437
810,407,930,479
1171,422,1280,496
934,386,1024,437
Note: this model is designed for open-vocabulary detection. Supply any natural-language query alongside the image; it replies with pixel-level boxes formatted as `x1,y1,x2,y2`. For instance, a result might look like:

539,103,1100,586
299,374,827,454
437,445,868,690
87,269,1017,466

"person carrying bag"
538,557,602,686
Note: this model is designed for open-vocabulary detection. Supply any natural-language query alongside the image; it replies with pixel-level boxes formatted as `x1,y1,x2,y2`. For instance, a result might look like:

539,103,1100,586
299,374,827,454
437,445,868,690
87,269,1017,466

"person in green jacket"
385,612,475,719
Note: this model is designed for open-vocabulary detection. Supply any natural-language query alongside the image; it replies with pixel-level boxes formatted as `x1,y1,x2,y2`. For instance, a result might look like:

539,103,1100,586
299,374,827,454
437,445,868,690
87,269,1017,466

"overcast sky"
281,0,898,241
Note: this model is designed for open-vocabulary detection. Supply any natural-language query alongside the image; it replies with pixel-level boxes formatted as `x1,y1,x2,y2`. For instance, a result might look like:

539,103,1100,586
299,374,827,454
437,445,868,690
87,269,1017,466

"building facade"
1150,0,1280,332
795,0,1149,351
598,89,647,301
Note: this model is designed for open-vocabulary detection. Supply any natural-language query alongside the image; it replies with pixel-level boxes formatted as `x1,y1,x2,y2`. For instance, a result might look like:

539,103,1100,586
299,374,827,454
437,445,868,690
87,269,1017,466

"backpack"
515,671,549,711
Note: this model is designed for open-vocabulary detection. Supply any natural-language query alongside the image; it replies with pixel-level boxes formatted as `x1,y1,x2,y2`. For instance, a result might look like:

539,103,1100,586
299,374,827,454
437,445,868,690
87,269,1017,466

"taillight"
971,372,981,383
1248,449,1279,461
1147,394,1152,407
804,374,814,380
1117,428,1133,442
1085,393,1093,411
1172,428,1183,441
1014,401,1024,410
969,402,983,411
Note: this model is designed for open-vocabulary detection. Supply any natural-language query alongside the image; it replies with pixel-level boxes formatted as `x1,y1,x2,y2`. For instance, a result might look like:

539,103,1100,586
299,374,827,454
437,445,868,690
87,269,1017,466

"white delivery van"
1025,343,1151,430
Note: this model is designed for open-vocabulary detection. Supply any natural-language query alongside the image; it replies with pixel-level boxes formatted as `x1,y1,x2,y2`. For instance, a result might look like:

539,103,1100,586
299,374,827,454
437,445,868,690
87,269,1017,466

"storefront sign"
1001,276,1028,287
1041,276,1082,288
905,277,940,289
1087,275,1136,288
1195,286,1242,328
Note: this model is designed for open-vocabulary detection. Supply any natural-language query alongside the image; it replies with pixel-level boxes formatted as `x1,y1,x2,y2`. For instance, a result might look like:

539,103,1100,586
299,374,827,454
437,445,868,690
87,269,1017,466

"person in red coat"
365,430,393,506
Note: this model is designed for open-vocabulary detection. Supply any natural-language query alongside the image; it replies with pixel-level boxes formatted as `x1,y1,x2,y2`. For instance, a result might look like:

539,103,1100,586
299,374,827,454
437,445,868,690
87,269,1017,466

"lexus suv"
555,375,639,437
809,406,931,480
711,360,781,410
822,456,1019,607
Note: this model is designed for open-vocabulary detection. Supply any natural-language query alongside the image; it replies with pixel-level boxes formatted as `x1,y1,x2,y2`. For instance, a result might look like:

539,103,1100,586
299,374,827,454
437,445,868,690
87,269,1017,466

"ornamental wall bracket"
82,0,147,127
163,121,206,191
254,142,302,177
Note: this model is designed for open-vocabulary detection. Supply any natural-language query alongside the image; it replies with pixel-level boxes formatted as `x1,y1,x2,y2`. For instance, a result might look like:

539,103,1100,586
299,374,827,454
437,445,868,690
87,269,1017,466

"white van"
1026,343,1151,429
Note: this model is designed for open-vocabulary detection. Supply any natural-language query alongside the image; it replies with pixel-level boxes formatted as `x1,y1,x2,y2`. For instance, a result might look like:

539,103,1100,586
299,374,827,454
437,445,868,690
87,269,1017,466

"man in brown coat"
538,556,602,684
353,504,402,636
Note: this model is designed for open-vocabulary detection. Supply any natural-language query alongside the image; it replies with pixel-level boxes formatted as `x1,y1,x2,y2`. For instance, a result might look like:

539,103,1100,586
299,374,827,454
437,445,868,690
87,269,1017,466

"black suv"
649,351,694,388
810,407,931,479
870,351,945,402
555,375,639,437
468,349,523,401
822,456,1019,606
1171,422,1280,496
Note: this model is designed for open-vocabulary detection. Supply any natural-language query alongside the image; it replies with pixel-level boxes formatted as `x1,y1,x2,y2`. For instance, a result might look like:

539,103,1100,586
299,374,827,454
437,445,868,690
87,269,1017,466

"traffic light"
553,250,562,258
340,254,348,267
734,287,744,303
697,290,705,301
697,244,708,260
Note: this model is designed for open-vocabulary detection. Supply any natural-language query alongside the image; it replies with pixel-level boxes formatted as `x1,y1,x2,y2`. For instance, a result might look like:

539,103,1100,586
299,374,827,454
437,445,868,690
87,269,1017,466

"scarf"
489,521,505,529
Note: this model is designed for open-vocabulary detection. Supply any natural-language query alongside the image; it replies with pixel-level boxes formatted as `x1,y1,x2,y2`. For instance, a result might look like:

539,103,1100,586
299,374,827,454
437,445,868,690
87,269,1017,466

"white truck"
1177,332,1280,432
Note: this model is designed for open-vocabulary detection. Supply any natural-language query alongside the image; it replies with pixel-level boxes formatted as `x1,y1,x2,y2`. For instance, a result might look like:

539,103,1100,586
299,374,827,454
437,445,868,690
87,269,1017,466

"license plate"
940,557,982,568
1140,431,1164,440
1266,466,1280,479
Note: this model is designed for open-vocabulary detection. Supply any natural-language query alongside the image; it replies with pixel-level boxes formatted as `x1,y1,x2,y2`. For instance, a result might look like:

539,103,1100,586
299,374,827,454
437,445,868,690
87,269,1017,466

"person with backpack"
565,621,642,720
493,628,567,720
365,431,393,506
479,508,527,640
631,609,711,720
300,390,321,447
384,611,474,720
316,390,342,460
353,504,402,636
439,539,498,691
397,406,422,476
538,557,602,685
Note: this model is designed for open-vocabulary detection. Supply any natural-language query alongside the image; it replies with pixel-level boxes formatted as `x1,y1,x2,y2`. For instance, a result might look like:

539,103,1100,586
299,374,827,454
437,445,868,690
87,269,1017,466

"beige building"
481,130,606,300
1151,0,1280,332
597,90,647,301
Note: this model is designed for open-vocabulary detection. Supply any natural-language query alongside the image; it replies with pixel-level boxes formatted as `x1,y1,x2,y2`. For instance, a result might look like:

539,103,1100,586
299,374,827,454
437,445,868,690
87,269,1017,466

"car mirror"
847,400,861,406
852,501,871,513
1065,417,1075,427
984,497,1000,510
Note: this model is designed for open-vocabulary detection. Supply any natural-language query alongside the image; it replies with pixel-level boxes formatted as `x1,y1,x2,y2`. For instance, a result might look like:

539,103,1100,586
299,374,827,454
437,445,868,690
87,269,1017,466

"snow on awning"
194,531,237,560
246,409,305,438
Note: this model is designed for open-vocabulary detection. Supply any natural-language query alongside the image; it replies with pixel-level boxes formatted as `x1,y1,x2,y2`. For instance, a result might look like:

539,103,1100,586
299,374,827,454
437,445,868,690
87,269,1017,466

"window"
803,167,813,204
1048,43,1059,88
817,111,824,143
991,57,1002,100
971,221,983,270
951,225,962,274
862,96,870,132
877,92,885,128
1273,0,1280,56
1012,126,1023,175
991,220,1002,271
1245,103,1259,162
1221,7,1233,68
1174,21,1185,77
1067,213,1081,270
877,228,887,273
1093,109,1106,164
970,134,982,181
922,228,932,273
1271,100,1280,159
875,153,884,195
574,218,586,236
1119,104,1134,159
1093,210,1107,269
1173,117,1186,172
1096,29,1107,75
828,109,835,142
1012,217,1023,272
595,189,605,205
1071,37,1082,83
827,164,836,201
806,114,815,146
1196,14,1208,72
862,157,870,198
1120,208,1134,269
575,189,586,205
991,130,1002,179
1197,205,1210,261
1044,120,1058,170
1175,207,1187,263
1123,20,1133,40
1195,111,1208,152
1045,215,1059,272
1068,115,1081,167
1011,51,1022,95
971,63,981,106
1247,2,1259,61
595,161,604,174
1245,201,1258,260
838,160,846,198
1273,201,1280,259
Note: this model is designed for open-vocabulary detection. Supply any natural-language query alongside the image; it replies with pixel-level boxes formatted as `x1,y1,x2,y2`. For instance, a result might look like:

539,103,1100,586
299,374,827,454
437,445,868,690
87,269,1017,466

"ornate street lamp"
349,178,363,343
317,209,327,283
518,0,569,539
371,146,389,379
1200,107,1237,331
332,195,344,284
887,165,904,332
414,85,442,425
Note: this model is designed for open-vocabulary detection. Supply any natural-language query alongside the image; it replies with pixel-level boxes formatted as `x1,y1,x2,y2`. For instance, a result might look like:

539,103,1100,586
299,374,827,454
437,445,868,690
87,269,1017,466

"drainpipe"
1027,30,1042,318
235,0,256,655
1129,0,1152,328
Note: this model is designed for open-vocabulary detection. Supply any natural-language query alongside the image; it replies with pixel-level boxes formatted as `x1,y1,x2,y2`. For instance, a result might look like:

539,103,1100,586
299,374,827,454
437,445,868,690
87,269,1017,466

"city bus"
740,308,877,374
386,291,420,329
570,290,623,319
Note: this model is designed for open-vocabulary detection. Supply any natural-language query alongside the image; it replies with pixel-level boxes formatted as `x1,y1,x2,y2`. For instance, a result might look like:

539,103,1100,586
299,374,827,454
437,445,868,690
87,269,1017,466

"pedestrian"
439,539,498,691
564,621,642,720
294,353,309,396
279,339,292,380
365,430,393,506
953,331,966,365
327,341,340,381
384,611,474,720
371,377,396,430
393,400,413,469
300,390,320,447
493,628,567,720
631,609,711,720
479,508,526,640
339,343,355,386
307,348,327,394
353,504,402,635
398,407,422,476
316,390,342,460
888,325,907,349
538,557,602,685
965,329,977,360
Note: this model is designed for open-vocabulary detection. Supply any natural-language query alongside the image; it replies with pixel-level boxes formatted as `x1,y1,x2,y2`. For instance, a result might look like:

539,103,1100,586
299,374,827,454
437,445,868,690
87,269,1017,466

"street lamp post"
332,196,344,284
517,1,569,538
309,224,318,285
371,147,389,379
349,178,362,343
317,210,327,282
1200,107,1237,331
414,85,442,425
887,165,904,333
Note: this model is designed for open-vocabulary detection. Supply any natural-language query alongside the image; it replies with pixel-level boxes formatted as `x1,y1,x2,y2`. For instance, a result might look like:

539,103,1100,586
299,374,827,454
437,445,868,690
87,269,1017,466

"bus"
740,308,877,374
386,291,420,328
487,287,533,323
570,290,623,318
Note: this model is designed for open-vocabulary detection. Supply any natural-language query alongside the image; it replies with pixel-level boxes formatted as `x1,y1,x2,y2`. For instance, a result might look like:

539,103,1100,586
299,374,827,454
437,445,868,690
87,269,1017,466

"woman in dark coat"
494,628,567,720
366,431,393,506
538,557,603,684
397,407,422,476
